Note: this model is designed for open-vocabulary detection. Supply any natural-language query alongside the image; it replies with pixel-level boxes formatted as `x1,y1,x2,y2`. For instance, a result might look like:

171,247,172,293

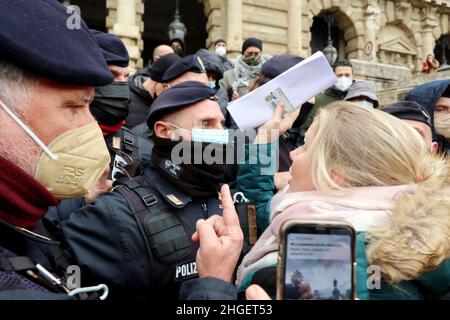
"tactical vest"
113,175,256,299
106,127,153,179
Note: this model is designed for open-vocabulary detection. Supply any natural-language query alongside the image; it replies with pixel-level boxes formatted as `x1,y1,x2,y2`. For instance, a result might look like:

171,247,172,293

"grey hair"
0,60,38,112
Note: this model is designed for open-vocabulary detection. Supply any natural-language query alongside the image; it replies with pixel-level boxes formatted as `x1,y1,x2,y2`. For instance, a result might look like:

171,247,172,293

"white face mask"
170,123,229,144
353,100,374,109
215,47,227,57
335,76,353,92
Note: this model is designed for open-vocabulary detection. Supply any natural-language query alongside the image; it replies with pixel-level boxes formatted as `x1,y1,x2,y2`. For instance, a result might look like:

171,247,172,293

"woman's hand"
254,103,301,145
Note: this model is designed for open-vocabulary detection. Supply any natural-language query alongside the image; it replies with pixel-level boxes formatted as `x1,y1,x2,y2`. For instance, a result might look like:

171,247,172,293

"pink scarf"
236,184,412,287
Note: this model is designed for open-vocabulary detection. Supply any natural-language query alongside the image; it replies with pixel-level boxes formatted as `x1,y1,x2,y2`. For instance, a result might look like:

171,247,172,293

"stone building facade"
68,0,450,105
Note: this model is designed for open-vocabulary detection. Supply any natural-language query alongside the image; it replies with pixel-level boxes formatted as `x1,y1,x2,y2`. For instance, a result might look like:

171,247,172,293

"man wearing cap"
195,49,229,110
87,30,152,180
0,0,112,299
60,81,246,300
406,79,450,155
126,53,181,129
219,37,266,101
382,101,438,153
170,38,185,57
214,39,234,71
130,54,209,139
0,0,241,300
344,80,379,109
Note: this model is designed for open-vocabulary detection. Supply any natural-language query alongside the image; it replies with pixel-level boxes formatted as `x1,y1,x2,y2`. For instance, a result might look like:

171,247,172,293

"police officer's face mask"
0,99,111,200
90,82,130,125
151,136,226,198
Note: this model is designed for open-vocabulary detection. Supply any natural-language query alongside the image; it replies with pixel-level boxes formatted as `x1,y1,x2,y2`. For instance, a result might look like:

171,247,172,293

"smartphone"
276,220,356,300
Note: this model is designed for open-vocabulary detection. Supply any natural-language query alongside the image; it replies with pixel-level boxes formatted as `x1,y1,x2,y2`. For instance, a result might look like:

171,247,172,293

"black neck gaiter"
151,137,226,198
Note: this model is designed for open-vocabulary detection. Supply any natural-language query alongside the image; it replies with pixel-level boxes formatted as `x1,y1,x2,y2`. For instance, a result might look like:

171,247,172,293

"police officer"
131,55,209,145
127,53,181,129
0,0,240,300
90,30,152,180
60,81,251,300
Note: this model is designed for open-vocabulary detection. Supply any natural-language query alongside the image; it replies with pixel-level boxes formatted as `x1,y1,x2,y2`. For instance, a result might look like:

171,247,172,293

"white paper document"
226,51,337,130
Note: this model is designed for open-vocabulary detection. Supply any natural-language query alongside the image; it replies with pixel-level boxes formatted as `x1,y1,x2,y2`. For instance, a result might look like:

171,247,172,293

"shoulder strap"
119,127,141,177
114,176,191,265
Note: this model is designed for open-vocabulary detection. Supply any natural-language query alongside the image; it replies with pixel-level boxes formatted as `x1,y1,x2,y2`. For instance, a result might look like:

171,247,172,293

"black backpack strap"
121,126,136,154
114,176,191,265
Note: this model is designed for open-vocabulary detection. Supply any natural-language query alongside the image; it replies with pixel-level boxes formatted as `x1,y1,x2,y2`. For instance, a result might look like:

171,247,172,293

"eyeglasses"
111,151,133,181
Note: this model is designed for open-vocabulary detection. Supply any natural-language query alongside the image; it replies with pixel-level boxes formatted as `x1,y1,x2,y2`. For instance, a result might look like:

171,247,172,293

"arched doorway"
309,9,359,62
142,0,208,65
310,15,345,61
434,34,450,67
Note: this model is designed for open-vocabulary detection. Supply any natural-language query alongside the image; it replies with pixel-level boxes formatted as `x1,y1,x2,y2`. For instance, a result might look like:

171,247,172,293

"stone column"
364,1,381,63
107,0,144,71
287,0,302,56
226,0,243,57
421,8,438,60
422,26,436,58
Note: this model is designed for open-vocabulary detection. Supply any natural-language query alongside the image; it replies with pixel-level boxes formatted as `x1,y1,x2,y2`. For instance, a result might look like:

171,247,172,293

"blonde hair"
366,162,450,283
307,101,441,195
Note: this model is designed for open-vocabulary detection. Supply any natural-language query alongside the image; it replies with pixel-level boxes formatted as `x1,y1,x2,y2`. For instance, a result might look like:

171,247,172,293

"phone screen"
283,228,354,300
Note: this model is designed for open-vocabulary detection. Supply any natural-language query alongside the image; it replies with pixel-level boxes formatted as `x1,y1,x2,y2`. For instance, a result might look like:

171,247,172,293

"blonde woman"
235,101,450,299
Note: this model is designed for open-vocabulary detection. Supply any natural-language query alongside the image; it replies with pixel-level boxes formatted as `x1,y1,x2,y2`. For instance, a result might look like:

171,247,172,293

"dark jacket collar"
142,162,192,209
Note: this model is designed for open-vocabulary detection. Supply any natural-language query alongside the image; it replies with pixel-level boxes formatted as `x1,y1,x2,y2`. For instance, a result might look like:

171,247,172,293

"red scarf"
0,156,59,230
99,120,126,136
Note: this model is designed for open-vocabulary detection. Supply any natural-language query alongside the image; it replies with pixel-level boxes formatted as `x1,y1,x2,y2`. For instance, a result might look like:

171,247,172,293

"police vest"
113,175,256,299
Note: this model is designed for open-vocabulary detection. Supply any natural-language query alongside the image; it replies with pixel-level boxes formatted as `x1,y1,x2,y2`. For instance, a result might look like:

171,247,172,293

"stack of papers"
227,52,337,130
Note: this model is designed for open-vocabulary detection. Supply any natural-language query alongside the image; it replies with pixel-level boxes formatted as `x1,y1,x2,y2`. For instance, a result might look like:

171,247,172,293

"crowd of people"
0,0,449,301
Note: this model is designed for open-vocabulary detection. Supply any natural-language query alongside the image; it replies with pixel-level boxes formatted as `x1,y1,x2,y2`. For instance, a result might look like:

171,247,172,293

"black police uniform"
59,161,224,299
58,82,253,300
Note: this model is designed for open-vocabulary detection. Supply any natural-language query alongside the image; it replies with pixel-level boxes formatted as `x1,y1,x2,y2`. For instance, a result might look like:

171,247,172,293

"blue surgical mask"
207,81,216,90
170,123,229,144
353,100,374,109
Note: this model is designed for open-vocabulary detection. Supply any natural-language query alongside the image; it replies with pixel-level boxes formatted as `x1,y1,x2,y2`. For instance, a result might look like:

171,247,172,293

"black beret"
406,79,450,122
161,55,207,83
261,54,304,80
383,101,432,129
195,49,224,80
148,53,181,83
91,30,129,68
242,37,263,54
442,85,450,98
0,0,113,86
147,81,217,128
